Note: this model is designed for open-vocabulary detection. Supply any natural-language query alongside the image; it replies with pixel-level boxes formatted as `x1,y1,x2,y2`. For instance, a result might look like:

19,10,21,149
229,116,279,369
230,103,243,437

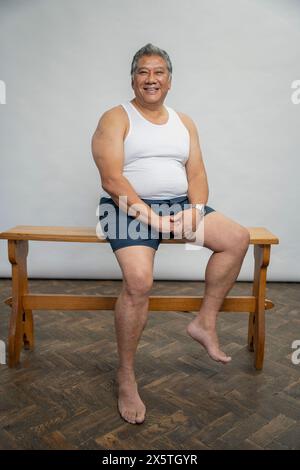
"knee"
123,271,153,297
230,226,250,254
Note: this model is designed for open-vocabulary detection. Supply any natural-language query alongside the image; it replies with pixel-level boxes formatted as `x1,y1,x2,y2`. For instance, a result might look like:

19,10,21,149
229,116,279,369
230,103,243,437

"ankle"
117,365,136,379
193,312,217,330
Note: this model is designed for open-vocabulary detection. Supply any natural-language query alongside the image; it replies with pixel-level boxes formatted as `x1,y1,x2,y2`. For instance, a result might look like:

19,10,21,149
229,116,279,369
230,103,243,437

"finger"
172,212,183,222
174,226,184,237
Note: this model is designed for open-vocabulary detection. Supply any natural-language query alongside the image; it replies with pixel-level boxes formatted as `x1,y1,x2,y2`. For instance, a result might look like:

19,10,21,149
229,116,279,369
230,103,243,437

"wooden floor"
0,279,299,450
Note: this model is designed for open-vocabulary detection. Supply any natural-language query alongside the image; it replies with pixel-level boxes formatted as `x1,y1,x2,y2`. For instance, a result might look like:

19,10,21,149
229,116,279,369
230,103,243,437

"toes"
220,355,232,364
123,411,136,424
208,350,232,364
119,405,146,424
119,406,141,424
118,405,134,424
135,410,146,424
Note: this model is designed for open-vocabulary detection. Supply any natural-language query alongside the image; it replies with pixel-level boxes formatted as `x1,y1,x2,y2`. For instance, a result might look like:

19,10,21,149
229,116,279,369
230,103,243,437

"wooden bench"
0,225,279,369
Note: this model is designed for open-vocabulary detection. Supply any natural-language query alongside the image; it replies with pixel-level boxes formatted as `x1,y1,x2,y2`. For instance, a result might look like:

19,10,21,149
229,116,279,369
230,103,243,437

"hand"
151,215,174,235
158,215,174,235
170,208,202,240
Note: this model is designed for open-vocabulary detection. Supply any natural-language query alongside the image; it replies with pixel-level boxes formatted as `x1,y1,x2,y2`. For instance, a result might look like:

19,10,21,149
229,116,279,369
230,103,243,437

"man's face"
132,54,171,105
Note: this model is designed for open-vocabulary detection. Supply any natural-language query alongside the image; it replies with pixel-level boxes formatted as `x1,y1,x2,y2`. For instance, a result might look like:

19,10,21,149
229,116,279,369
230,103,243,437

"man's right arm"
91,108,167,232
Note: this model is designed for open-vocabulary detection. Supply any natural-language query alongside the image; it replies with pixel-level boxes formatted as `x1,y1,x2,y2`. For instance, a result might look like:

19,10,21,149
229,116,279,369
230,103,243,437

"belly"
124,160,188,199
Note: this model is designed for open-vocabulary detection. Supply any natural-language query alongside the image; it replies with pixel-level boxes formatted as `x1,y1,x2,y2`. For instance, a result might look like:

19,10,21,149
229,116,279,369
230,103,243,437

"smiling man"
92,43,250,425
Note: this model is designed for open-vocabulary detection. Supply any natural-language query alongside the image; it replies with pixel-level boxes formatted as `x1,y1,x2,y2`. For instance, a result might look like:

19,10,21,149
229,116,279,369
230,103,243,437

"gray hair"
130,43,172,82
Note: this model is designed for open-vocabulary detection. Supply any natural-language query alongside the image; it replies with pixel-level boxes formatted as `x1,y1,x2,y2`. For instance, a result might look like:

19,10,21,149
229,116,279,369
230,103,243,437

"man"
92,43,250,425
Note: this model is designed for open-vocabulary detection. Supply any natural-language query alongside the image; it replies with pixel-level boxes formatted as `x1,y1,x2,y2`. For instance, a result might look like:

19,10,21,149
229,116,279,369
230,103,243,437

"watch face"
200,208,205,216
195,204,204,212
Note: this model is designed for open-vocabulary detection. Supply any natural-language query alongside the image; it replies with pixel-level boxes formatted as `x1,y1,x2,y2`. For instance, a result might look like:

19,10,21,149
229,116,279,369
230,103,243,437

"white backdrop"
0,0,299,280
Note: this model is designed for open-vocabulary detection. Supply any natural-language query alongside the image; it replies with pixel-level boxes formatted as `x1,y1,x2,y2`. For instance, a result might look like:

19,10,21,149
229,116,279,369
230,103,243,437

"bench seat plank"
0,225,279,244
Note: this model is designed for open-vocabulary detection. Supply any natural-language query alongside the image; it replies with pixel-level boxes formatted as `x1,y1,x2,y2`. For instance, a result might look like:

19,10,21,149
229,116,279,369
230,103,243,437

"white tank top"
100,101,190,200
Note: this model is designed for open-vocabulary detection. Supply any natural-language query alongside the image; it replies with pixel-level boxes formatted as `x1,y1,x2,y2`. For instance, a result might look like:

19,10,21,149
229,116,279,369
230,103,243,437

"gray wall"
0,0,299,280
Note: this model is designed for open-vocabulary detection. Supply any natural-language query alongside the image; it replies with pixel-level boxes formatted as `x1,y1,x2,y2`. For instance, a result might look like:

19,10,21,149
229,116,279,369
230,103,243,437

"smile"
144,87,159,93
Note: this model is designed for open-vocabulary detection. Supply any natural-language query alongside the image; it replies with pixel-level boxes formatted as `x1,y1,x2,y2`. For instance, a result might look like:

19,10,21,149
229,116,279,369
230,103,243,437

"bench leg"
248,312,255,352
248,244,271,370
8,240,34,367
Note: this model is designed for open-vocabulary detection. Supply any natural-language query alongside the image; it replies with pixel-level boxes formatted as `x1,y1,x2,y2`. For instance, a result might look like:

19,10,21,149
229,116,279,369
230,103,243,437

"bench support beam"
5,294,274,312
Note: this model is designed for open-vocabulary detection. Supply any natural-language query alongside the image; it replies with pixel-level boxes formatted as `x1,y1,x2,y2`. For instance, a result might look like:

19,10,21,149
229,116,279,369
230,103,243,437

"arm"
184,116,209,205
171,114,209,237
91,108,167,231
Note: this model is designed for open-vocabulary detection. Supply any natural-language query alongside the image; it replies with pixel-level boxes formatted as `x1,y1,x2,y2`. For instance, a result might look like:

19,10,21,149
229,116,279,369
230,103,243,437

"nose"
145,71,157,83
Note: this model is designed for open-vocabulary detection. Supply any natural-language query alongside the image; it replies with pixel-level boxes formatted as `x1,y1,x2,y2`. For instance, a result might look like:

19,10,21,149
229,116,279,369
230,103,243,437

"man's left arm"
185,116,209,205
171,115,209,238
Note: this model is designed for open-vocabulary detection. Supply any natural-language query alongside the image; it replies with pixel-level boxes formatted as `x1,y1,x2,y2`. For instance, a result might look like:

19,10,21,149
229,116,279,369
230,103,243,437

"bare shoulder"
94,105,128,136
176,111,198,136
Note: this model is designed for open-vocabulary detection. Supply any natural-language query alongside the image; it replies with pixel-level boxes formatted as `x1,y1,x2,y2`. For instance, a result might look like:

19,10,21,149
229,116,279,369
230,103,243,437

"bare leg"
186,212,250,364
113,245,155,424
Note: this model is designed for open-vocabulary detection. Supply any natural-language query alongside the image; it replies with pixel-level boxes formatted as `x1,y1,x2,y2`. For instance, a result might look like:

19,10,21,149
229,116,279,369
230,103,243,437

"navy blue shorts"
99,195,215,252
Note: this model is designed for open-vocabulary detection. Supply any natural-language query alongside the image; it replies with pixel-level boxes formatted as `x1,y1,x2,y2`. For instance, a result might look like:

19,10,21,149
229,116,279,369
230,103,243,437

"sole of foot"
187,320,232,365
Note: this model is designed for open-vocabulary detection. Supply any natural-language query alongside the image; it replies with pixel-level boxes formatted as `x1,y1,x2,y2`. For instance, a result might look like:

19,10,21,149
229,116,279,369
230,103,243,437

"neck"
131,97,165,115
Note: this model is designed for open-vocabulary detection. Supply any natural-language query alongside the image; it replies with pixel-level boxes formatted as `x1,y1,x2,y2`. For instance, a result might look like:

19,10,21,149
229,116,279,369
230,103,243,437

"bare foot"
187,317,232,364
116,369,146,424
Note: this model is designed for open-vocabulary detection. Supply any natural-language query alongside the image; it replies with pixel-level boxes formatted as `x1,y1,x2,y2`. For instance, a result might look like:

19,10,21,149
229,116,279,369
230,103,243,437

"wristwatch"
190,203,205,217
